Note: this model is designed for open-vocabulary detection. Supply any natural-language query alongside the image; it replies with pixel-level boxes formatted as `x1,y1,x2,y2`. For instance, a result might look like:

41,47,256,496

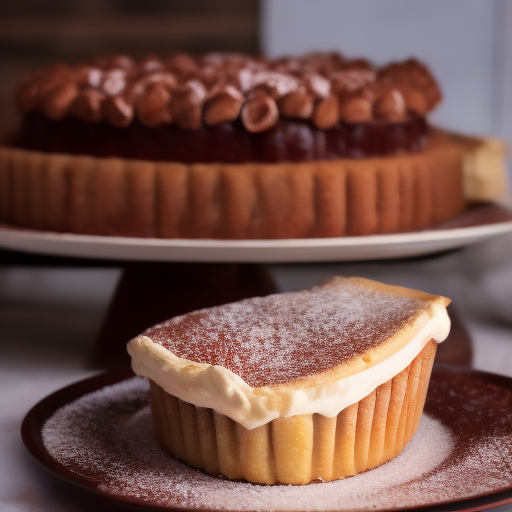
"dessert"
127,276,451,485
0,52,506,239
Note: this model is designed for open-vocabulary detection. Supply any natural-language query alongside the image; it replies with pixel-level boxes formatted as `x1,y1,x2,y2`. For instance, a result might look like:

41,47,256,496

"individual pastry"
0,52,506,239
128,276,451,484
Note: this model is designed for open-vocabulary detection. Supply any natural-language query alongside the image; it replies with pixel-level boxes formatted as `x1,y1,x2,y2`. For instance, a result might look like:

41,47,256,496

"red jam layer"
15,112,427,163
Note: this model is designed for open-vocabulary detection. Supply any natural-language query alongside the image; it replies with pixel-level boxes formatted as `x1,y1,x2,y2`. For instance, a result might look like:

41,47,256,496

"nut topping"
204,85,243,125
40,83,78,120
16,52,441,131
135,83,172,127
171,80,207,130
70,90,105,123
312,95,339,130
339,93,373,123
102,95,134,127
373,89,407,122
241,93,279,133
278,91,314,119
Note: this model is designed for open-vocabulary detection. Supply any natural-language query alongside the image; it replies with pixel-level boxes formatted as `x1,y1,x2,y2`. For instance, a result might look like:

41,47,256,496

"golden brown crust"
150,339,437,485
0,129,476,239
460,135,509,202
256,276,448,390
334,276,450,305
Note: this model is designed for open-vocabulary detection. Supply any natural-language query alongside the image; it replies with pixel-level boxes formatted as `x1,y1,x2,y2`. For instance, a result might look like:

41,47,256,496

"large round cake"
0,52,506,238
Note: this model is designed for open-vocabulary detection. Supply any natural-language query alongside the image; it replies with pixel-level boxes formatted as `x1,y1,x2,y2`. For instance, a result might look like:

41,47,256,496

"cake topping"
241,92,279,133
143,278,428,388
373,88,407,121
204,85,243,126
339,92,373,123
17,52,441,131
277,90,314,119
135,82,172,127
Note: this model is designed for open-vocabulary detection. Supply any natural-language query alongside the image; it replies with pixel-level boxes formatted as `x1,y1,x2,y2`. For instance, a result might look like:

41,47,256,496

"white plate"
1,220,512,262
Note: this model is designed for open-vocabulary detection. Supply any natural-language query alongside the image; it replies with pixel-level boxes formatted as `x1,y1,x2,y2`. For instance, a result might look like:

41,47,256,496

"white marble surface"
1,236,512,511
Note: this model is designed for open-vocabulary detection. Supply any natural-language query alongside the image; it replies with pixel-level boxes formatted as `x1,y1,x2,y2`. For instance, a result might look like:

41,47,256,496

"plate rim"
2,219,512,263
21,364,512,512
4,220,512,247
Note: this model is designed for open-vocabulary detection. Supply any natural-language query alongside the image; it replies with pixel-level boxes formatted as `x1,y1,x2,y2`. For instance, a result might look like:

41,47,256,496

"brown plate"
21,365,512,512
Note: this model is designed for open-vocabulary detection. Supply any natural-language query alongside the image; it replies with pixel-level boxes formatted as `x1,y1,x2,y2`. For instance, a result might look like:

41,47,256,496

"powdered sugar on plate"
40,377,445,511
40,369,512,511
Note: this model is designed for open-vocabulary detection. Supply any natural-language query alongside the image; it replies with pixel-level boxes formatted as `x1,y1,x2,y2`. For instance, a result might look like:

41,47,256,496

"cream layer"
128,303,450,430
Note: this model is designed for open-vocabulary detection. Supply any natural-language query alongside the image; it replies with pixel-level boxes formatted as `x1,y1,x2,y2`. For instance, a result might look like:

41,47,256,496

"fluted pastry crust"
0,129,477,239
149,339,437,485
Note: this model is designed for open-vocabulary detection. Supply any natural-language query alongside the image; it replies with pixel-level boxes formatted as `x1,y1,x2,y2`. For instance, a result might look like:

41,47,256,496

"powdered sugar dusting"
39,376,466,511
145,280,426,387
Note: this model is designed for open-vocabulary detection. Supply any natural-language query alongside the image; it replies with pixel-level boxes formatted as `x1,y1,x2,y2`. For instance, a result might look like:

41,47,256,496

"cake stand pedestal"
93,262,278,368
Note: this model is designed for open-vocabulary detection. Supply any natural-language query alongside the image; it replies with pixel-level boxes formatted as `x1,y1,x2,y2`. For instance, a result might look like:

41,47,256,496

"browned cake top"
144,280,426,387
16,52,441,132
